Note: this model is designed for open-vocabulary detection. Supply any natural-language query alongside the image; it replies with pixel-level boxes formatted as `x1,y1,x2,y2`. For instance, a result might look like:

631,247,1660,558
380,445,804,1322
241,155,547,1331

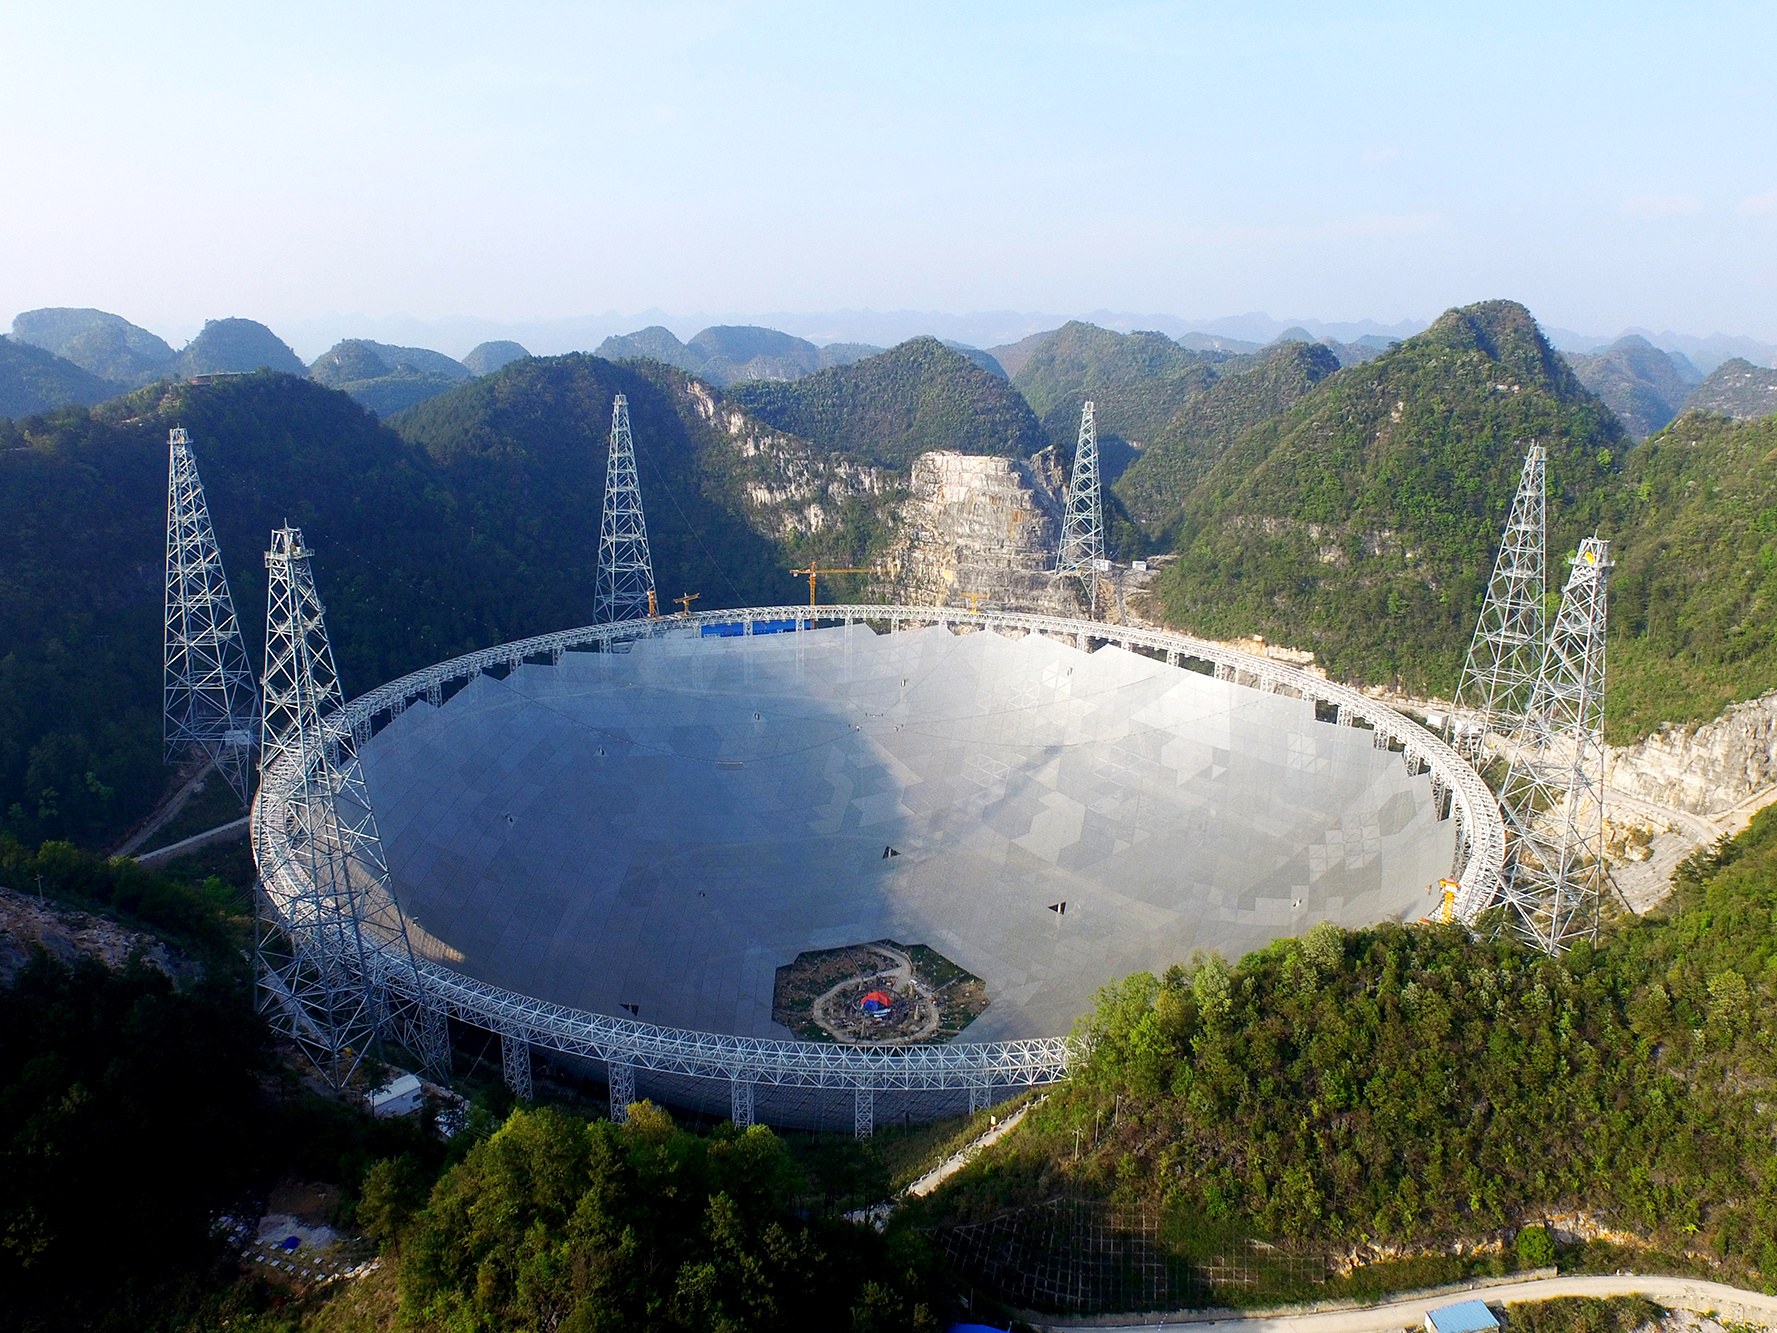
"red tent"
859,991,894,1013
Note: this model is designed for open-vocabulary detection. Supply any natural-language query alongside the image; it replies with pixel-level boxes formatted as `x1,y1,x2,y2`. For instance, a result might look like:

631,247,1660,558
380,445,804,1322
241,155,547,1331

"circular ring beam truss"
254,605,1503,1098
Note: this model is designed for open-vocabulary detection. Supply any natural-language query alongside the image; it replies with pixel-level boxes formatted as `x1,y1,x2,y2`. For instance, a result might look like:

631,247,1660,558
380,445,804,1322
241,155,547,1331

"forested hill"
1608,409,1777,738
725,336,1046,469
1114,340,1341,534
0,362,808,851
1155,300,1626,696
1011,321,1218,448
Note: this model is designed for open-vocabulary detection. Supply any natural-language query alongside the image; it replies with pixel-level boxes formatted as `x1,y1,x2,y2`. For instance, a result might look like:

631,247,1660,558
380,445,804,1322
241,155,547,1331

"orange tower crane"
789,560,887,608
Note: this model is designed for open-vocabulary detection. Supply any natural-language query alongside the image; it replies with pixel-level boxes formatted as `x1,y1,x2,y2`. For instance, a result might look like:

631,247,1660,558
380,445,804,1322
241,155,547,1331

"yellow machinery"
790,560,885,607
674,592,700,616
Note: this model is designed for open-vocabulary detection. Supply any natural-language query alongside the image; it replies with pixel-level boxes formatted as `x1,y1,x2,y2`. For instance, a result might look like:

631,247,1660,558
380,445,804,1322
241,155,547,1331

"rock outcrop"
873,450,1082,615
1608,690,1777,817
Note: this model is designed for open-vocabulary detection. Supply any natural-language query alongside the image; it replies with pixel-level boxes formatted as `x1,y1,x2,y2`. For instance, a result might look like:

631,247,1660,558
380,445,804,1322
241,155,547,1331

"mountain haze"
1564,335,1702,441
309,338,470,415
1682,358,1777,421
595,324,883,387
9,308,177,387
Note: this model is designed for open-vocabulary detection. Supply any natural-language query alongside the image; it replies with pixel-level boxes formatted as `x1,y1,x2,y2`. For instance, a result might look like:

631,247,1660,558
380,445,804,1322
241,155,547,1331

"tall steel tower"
256,526,446,1087
1056,400,1105,616
1496,536,1612,955
164,428,259,803
1449,442,1546,761
594,393,656,623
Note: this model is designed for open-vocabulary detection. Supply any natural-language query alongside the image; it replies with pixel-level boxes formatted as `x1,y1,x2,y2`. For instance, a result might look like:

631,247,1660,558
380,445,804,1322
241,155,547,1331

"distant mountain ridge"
171,319,306,378
1563,335,1702,441
595,324,884,387
725,337,1045,470
10,308,176,387
0,336,121,417
309,338,471,415
1682,358,1777,421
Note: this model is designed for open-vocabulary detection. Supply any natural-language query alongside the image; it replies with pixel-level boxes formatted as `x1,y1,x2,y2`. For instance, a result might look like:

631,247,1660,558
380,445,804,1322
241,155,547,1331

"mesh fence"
930,1194,1328,1315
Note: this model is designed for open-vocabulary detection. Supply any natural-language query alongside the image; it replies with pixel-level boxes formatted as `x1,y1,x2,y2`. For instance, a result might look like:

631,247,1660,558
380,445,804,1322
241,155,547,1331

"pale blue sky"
4,1,1774,348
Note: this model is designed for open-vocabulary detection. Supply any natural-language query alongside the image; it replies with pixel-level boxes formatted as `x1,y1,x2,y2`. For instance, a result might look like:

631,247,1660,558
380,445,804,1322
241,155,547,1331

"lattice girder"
594,394,656,623
1496,537,1612,954
1450,442,1546,759
164,428,259,801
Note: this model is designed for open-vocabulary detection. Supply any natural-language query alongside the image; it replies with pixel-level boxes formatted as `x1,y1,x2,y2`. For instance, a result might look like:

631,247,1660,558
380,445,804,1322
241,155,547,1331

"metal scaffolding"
1496,537,1612,955
594,394,656,623
164,428,259,802
1449,442,1546,762
255,526,447,1088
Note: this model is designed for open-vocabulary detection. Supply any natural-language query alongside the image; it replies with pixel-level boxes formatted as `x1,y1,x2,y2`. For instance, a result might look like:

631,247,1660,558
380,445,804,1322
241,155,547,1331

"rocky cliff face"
681,379,898,541
1609,690,1777,816
873,449,1082,615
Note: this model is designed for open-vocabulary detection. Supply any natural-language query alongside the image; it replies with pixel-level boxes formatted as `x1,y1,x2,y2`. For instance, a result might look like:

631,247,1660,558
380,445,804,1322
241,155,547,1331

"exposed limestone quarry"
874,450,1082,614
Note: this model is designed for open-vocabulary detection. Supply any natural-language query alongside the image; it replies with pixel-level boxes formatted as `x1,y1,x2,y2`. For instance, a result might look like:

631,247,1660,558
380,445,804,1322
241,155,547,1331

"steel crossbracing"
1056,402,1104,581
1449,442,1546,761
252,603,1504,1114
1495,538,1612,955
255,527,447,1088
164,428,259,802
594,394,656,623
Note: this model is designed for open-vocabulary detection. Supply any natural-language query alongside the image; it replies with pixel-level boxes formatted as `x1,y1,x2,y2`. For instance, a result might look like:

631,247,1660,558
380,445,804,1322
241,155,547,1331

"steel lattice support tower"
594,394,656,623
1449,442,1546,761
1056,400,1104,575
1496,536,1612,955
256,526,447,1088
164,428,259,802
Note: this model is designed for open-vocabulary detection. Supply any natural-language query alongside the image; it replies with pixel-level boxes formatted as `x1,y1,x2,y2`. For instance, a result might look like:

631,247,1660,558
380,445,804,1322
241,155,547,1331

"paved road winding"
1044,1273,1777,1332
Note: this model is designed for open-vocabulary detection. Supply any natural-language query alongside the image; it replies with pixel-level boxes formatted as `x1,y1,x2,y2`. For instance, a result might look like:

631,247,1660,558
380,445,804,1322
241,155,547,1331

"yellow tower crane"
790,560,887,608
674,592,701,616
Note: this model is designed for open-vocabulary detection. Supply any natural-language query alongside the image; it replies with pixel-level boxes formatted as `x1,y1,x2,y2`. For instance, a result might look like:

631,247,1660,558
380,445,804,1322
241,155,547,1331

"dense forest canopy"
727,336,1046,469
0,362,796,849
1152,300,1628,696
920,803,1777,1286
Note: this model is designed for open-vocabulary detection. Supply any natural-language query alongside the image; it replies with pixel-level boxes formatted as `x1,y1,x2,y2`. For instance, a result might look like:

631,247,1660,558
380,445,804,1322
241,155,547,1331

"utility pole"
1496,537,1612,955
164,428,259,803
1449,442,1546,762
594,394,656,624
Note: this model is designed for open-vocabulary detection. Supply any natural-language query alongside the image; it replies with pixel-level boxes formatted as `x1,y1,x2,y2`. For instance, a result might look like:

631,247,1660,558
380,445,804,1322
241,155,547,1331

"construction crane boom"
790,560,884,607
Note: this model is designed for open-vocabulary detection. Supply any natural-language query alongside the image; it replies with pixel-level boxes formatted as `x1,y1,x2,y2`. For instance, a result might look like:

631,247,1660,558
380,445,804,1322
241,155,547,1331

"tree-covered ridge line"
0,356,909,852
1150,300,1625,700
725,336,1047,470
918,801,1777,1291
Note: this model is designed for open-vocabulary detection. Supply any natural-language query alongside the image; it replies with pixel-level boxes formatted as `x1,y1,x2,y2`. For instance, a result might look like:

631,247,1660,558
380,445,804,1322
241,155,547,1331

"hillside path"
1041,1273,1777,1332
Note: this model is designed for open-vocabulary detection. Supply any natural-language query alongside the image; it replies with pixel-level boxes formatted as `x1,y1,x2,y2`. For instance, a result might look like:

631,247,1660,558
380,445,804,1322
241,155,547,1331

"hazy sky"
4,1,1775,345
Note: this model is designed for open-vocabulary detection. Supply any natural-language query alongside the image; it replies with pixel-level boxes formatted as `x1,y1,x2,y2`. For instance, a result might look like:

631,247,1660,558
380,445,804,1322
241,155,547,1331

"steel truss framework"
1056,401,1104,577
1496,538,1612,954
594,394,656,623
255,527,447,1088
164,428,259,802
254,604,1503,1120
1450,443,1546,760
